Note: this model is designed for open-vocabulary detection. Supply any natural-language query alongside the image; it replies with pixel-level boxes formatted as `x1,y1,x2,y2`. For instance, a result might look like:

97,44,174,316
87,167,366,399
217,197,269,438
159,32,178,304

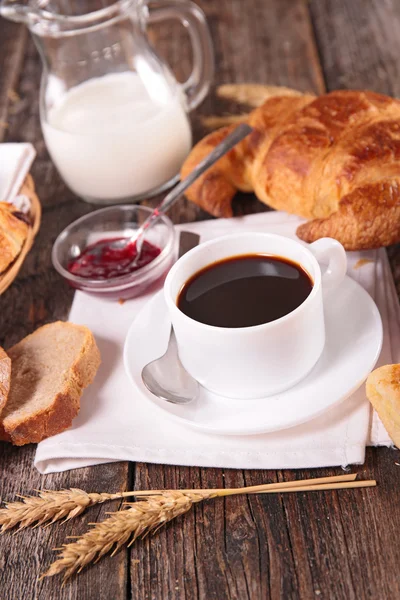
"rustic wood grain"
310,0,400,301
0,11,129,600
135,1,400,598
130,1,334,599
298,2,400,600
1,0,400,599
0,20,27,143
309,0,400,96
0,446,129,600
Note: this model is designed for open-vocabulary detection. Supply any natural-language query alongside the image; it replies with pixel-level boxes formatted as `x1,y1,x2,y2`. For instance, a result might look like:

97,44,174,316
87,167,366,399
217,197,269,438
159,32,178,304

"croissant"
181,90,400,250
0,202,29,274
366,364,400,448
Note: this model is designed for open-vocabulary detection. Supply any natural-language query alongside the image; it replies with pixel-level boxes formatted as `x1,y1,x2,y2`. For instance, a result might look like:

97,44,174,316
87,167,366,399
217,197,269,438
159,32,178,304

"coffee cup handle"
309,238,347,297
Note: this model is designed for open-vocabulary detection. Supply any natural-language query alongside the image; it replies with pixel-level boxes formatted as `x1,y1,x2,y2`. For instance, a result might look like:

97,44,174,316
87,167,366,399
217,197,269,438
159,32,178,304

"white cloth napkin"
0,143,36,210
35,212,397,474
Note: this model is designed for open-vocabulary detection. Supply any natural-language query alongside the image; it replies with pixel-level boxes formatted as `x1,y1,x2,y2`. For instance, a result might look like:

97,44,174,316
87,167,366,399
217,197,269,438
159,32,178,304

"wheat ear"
201,114,249,130
201,83,305,130
0,474,359,532
216,83,303,106
41,491,207,582
0,489,126,533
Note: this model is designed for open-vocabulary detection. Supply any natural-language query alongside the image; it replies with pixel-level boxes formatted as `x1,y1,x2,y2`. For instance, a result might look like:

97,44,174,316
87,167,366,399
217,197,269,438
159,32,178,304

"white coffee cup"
164,233,347,399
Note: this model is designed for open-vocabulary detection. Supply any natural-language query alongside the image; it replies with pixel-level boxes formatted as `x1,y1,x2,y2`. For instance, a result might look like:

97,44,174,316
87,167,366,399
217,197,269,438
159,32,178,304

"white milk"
42,72,192,202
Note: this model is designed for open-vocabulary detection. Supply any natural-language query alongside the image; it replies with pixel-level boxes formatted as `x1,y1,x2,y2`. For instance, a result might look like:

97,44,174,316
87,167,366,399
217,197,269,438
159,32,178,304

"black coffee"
177,254,313,328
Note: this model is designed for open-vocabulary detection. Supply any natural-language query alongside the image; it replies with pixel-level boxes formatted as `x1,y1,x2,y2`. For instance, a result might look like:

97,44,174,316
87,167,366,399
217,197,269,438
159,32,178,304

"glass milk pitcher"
0,0,214,204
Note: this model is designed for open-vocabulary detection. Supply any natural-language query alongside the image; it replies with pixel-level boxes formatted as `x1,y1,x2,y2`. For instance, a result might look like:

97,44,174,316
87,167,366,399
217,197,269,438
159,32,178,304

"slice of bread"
0,346,11,413
0,321,101,446
366,364,400,448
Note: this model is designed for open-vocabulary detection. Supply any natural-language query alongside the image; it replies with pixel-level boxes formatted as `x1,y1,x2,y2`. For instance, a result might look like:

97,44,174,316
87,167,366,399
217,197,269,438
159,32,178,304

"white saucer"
124,276,383,436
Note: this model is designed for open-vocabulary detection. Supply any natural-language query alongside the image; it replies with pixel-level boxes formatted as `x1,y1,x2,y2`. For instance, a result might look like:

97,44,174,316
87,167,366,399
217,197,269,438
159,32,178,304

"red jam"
68,237,161,280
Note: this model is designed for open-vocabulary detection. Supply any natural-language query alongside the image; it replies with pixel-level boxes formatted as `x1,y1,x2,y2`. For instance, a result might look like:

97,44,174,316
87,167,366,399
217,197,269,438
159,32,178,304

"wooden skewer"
127,473,359,498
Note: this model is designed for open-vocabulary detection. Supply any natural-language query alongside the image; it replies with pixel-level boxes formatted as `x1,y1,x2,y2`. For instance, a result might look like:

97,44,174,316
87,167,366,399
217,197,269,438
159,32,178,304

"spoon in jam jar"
69,123,252,276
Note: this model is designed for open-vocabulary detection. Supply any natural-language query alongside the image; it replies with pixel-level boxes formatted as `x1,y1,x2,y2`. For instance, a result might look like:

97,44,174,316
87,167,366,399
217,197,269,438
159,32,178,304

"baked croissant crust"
366,364,400,447
0,202,29,274
181,89,400,250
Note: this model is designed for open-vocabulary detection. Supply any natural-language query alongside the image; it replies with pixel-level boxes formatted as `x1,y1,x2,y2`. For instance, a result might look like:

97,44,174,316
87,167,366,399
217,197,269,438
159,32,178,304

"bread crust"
181,89,400,250
0,346,11,441
366,364,400,447
4,384,81,446
0,347,11,414
0,322,101,446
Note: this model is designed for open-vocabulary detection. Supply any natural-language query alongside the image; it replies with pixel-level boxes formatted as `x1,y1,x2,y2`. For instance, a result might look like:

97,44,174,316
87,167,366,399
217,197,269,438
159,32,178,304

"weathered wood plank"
130,1,327,599
0,14,130,600
0,31,95,343
0,20,27,143
309,0,400,96
0,445,129,600
133,1,400,598
287,2,400,599
1,0,400,599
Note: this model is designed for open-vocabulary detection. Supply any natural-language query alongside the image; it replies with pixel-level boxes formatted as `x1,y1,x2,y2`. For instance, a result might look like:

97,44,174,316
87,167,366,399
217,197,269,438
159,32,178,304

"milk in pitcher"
42,72,192,202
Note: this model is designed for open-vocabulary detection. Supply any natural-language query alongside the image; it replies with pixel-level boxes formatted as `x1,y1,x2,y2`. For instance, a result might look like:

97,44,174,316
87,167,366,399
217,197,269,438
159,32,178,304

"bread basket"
0,174,42,295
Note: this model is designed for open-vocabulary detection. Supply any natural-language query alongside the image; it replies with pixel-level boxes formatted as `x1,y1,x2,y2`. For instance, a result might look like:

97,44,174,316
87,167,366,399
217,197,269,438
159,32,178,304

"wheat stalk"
0,474,362,533
40,475,377,582
216,83,303,106
201,114,249,130
201,83,306,130
0,488,124,533
41,491,208,582
0,475,374,582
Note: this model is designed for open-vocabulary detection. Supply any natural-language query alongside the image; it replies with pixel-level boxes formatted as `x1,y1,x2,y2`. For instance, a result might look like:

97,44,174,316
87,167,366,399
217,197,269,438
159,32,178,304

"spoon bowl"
140,230,201,404
141,328,199,404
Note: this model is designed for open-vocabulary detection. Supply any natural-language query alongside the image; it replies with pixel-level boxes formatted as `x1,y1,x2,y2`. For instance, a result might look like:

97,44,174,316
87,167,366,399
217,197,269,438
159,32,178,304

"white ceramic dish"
124,275,383,436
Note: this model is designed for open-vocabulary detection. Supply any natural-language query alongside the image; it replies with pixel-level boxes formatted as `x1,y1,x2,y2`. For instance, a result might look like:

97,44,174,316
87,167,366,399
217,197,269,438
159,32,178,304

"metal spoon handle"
158,122,252,212
136,123,252,239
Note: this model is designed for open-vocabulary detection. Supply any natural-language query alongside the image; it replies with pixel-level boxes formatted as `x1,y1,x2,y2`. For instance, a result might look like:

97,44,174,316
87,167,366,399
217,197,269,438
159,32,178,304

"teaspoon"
78,123,252,267
141,232,200,404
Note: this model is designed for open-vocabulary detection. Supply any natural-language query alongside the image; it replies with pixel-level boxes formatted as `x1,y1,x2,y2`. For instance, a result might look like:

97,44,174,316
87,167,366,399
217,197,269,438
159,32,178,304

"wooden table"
1,1,400,598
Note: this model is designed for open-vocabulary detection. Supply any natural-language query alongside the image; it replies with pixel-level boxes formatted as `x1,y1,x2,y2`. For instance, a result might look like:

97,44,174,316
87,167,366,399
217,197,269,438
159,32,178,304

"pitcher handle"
147,1,214,111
